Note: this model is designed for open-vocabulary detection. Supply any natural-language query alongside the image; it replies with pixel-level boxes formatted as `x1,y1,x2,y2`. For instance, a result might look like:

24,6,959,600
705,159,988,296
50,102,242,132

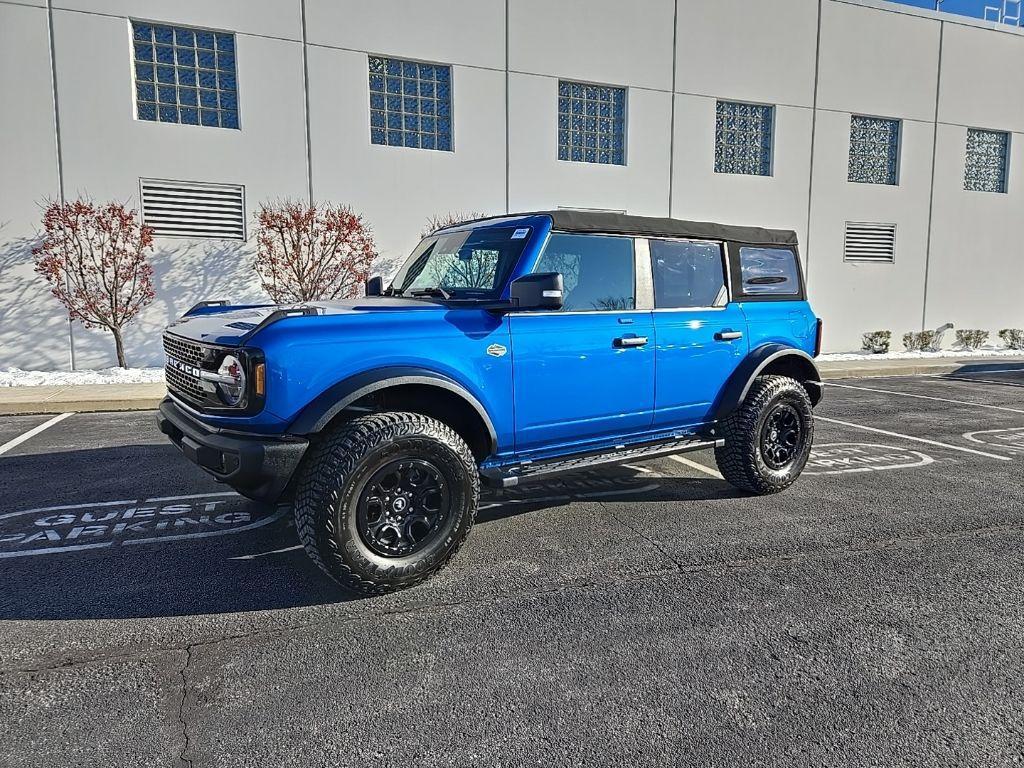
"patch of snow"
820,348,1024,362
0,366,166,387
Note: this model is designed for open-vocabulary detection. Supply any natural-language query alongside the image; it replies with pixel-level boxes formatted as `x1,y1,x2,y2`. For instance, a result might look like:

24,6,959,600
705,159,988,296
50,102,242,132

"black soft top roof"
466,210,798,247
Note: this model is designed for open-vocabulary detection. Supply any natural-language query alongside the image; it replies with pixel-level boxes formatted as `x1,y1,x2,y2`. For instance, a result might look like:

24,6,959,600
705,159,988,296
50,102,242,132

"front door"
511,232,655,455
646,237,748,429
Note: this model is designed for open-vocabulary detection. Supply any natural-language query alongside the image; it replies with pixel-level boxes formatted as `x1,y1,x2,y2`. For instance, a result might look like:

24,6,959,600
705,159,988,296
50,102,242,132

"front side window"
737,247,801,297
848,115,900,185
132,22,238,129
650,240,726,309
964,128,1009,193
557,81,626,165
534,234,634,311
369,56,452,151
715,101,773,176
392,227,526,298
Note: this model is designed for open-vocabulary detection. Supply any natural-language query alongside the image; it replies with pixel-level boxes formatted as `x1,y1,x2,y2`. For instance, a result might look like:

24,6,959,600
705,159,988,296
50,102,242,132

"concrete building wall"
926,21,1024,333
807,0,941,351
0,0,68,370
0,0,1022,369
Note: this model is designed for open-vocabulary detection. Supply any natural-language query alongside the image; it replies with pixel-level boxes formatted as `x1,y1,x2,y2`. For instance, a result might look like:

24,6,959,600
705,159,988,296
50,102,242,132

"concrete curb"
0,383,166,416
1,357,1022,416
818,357,1024,380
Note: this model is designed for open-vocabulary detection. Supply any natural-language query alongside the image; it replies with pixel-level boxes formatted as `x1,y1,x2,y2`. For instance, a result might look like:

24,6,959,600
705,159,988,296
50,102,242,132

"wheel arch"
714,345,823,421
288,367,498,462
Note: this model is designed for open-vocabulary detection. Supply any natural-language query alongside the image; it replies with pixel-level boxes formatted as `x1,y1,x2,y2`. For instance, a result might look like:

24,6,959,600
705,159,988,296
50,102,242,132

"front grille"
163,334,203,367
164,363,204,402
163,333,205,403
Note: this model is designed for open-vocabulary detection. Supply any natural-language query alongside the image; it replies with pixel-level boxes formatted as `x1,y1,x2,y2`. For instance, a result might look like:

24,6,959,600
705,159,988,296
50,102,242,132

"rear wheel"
714,375,814,495
294,411,479,594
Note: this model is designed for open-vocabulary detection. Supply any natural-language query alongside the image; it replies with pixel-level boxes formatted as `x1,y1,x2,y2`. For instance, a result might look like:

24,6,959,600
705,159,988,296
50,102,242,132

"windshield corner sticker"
486,343,507,358
511,228,530,240
0,493,287,558
803,443,933,475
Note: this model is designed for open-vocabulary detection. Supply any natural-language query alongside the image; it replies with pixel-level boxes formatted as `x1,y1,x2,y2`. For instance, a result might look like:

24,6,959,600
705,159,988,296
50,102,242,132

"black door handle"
614,336,649,348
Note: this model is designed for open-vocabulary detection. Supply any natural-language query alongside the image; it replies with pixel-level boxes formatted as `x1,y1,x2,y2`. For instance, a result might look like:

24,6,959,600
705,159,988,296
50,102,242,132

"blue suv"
157,211,823,593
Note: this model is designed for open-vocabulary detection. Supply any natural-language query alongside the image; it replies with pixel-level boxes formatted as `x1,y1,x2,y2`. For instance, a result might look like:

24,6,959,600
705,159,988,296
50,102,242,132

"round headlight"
215,354,246,406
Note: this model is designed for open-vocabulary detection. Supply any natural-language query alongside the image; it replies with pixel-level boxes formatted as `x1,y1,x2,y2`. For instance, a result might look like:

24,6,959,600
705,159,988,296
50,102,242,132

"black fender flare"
714,345,823,421
288,366,498,454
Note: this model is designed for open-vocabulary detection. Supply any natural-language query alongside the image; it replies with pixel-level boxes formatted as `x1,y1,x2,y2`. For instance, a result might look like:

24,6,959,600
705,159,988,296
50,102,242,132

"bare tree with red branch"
254,201,378,303
421,211,485,239
33,200,155,368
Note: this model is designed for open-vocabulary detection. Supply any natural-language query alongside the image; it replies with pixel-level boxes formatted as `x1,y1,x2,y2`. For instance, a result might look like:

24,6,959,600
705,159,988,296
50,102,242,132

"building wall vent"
843,221,896,263
140,178,246,240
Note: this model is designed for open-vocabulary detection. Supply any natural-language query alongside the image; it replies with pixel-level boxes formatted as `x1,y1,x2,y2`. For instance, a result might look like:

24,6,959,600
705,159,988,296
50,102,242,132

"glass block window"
714,101,773,176
848,116,900,185
964,128,1009,193
132,22,239,129
368,56,452,151
557,81,626,165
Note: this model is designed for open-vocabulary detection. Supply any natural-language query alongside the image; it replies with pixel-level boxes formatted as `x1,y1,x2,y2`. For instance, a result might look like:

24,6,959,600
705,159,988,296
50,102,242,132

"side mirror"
510,272,563,311
365,275,384,296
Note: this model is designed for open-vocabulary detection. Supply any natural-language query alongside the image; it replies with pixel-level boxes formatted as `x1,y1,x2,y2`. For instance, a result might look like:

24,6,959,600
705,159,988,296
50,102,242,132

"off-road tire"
294,411,479,595
714,374,814,495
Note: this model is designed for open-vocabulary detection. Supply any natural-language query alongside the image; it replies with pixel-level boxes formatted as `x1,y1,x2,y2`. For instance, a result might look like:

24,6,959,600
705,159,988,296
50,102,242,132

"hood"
164,297,446,347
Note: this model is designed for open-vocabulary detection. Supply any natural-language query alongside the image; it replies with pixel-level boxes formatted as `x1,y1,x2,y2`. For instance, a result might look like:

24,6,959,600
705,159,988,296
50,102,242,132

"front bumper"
156,397,308,503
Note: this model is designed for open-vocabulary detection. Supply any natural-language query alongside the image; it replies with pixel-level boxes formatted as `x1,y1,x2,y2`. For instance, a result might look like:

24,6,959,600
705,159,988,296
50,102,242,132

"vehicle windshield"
390,226,531,299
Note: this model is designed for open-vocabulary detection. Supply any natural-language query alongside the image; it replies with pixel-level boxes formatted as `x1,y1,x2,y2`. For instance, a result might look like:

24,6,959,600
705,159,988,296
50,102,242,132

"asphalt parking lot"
1,368,1023,767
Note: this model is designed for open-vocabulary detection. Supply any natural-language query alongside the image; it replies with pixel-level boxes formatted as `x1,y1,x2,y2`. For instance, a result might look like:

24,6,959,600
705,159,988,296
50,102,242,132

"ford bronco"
157,211,823,593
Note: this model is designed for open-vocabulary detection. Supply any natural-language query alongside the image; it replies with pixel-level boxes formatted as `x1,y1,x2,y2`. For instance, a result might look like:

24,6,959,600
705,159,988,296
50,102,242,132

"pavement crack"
3,518,1023,676
600,500,685,571
177,645,194,768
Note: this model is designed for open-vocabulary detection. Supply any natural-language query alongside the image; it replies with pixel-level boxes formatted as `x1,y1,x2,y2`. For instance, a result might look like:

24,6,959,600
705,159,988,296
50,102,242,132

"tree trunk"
111,326,127,368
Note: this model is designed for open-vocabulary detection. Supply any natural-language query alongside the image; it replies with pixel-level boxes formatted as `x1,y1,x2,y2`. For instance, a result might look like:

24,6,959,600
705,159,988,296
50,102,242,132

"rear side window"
650,239,726,309
737,247,801,297
534,233,635,311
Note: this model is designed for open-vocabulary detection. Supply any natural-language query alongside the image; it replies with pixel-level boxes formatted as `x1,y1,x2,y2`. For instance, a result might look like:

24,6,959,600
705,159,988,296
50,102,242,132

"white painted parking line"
938,376,1024,389
923,367,1024,376
814,416,1013,461
823,381,1024,415
669,454,724,479
0,412,74,456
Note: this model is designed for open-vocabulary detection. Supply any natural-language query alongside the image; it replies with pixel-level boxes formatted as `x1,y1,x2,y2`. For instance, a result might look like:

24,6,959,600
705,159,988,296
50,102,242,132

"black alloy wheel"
356,458,450,557
759,403,803,470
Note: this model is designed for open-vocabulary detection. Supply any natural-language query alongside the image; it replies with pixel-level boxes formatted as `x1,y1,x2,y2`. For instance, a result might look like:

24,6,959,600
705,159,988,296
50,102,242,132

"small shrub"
955,329,989,349
902,330,939,352
998,328,1024,350
861,330,892,353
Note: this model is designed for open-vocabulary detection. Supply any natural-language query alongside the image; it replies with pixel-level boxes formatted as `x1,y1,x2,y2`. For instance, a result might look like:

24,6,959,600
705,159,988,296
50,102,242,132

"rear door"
647,237,748,429
510,232,655,455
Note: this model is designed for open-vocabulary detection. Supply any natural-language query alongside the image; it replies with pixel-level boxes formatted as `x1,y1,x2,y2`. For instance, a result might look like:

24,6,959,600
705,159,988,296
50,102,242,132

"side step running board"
480,436,723,489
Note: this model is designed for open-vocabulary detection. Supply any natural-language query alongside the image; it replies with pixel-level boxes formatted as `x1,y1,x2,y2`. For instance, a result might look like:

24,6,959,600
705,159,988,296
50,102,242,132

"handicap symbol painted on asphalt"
803,443,934,475
0,492,287,558
962,427,1024,455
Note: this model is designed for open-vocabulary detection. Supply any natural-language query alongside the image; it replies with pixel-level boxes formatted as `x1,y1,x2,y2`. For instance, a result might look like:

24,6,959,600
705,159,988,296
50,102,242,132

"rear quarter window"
736,246,802,298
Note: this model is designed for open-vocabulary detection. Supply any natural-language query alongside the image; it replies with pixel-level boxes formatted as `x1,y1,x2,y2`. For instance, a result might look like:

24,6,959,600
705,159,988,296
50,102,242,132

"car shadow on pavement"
0,448,736,621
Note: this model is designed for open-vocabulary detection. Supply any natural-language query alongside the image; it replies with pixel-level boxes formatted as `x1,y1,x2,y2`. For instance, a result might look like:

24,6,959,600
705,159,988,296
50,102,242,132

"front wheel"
294,411,479,594
714,375,814,495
